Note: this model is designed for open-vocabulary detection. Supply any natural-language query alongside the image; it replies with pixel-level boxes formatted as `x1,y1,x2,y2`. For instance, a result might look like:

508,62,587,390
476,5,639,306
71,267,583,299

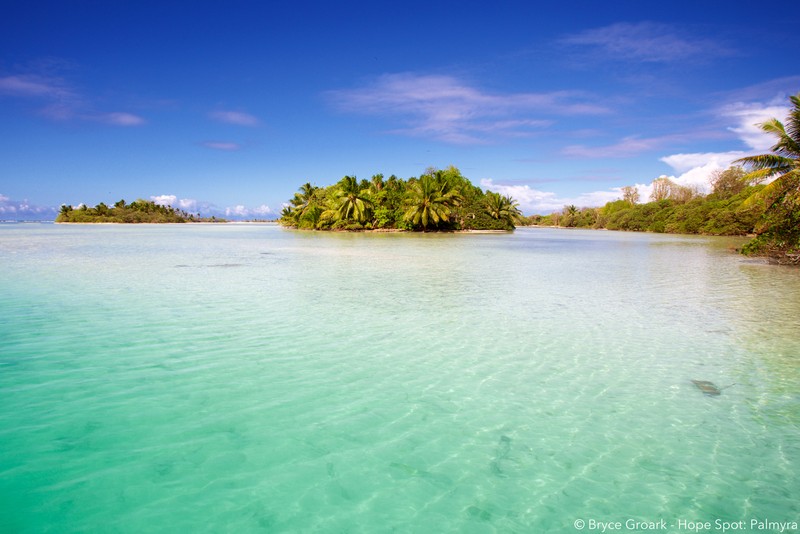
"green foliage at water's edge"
526,186,764,237
279,166,522,231
56,199,226,223
732,92,800,264
525,181,799,264
526,92,800,265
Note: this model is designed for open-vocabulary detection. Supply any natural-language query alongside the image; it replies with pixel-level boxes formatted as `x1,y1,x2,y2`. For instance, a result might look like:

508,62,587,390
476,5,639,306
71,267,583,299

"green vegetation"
56,199,225,223
524,93,798,264
734,93,800,264
525,170,764,237
279,166,522,231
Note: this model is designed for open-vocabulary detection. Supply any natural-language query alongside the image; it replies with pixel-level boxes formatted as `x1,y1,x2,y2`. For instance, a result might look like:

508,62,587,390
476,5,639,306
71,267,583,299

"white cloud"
560,22,732,63
659,152,728,174
226,205,249,216
178,198,198,211
480,178,622,214
150,195,199,212
566,189,627,209
0,194,57,220
96,112,146,126
720,100,788,151
653,151,747,195
202,141,242,151
327,73,608,144
480,179,557,211
151,194,177,206
209,110,260,126
651,96,792,193
660,152,746,175
224,204,273,218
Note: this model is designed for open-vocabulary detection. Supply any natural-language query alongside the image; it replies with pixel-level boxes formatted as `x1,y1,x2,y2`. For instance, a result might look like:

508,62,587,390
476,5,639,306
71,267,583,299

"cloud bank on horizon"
149,195,273,220
0,193,57,220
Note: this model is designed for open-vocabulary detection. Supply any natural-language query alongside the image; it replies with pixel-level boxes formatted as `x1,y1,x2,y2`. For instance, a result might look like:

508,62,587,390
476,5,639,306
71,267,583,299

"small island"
279,166,523,232
56,199,226,223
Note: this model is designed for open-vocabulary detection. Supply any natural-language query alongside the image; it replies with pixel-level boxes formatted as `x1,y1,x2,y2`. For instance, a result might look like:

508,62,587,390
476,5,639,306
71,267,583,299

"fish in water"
691,380,721,396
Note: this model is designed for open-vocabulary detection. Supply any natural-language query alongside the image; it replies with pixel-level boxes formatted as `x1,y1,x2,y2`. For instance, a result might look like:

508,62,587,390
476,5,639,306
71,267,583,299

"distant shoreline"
286,227,511,234
50,221,513,233
54,221,278,225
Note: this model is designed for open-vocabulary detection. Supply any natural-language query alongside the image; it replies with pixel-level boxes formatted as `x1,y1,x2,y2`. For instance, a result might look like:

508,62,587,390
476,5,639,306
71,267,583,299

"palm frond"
787,94,800,141
743,168,781,185
741,171,799,210
759,118,786,137
734,153,794,172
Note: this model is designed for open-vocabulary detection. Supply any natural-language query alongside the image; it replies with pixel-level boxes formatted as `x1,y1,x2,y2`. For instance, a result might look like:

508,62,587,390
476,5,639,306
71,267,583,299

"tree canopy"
524,168,764,237
56,199,225,223
734,92,800,263
279,166,522,231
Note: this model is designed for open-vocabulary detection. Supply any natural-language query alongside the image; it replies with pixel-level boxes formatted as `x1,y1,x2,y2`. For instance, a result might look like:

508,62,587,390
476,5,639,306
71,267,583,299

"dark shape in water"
692,380,721,396
466,505,493,522
491,435,513,477
208,263,244,268
497,435,511,457
490,460,506,478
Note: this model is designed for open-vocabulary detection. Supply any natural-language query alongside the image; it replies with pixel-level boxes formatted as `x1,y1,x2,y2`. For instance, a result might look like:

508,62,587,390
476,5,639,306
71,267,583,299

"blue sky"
1,1,798,219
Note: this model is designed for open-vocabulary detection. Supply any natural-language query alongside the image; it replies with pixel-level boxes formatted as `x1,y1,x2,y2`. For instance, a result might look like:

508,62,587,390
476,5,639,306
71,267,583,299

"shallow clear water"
1,224,799,532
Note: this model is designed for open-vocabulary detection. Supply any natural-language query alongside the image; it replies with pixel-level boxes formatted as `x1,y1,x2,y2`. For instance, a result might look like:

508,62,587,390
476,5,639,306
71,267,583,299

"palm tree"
403,173,462,230
735,94,799,199
370,174,384,193
734,93,800,258
290,183,317,214
279,205,295,224
335,176,373,223
303,205,323,229
561,204,579,227
484,191,523,228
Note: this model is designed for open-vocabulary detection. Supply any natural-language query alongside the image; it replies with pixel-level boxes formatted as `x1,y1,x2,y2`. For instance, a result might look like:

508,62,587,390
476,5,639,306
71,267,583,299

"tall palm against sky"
736,93,800,198
735,92,800,256
290,182,317,217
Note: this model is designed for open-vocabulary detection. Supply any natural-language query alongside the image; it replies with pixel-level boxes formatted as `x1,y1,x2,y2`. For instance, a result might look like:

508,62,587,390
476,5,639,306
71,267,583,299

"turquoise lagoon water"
1,224,799,533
